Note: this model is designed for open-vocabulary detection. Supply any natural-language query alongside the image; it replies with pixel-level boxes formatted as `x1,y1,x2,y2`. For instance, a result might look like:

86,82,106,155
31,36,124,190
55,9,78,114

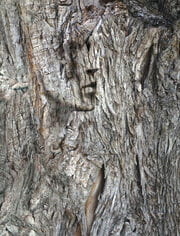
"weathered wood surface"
0,0,179,235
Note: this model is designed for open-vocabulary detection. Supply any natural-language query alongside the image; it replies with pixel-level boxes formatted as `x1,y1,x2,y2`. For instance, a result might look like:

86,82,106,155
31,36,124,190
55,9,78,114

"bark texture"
0,0,179,235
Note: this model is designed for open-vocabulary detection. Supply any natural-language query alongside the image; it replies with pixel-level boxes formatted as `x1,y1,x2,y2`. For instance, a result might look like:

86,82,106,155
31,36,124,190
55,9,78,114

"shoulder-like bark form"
0,0,179,235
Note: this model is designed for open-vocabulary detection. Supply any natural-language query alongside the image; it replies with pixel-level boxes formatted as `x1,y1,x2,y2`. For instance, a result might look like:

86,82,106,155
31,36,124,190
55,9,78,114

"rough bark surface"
0,0,179,235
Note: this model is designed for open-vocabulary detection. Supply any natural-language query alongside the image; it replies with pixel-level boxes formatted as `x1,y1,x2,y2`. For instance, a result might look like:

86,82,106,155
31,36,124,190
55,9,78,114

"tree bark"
0,0,179,235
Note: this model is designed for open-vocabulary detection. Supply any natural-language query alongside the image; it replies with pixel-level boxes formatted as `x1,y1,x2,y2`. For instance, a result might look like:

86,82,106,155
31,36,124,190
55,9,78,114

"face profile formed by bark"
29,2,100,112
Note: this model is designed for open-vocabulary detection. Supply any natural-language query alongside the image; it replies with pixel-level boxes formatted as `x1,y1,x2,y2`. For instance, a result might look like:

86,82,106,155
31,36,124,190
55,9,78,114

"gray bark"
0,0,179,235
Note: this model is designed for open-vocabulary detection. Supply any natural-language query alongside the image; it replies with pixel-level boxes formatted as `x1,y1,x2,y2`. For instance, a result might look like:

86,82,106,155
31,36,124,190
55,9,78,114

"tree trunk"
0,0,179,235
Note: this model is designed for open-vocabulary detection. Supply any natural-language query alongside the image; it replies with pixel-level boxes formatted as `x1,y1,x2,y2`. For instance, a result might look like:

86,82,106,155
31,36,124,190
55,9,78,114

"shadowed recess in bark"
140,44,153,89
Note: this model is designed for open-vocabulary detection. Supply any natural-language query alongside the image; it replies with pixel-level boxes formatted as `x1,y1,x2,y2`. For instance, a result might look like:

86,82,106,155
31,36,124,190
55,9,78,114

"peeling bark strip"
85,166,105,234
0,0,179,235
